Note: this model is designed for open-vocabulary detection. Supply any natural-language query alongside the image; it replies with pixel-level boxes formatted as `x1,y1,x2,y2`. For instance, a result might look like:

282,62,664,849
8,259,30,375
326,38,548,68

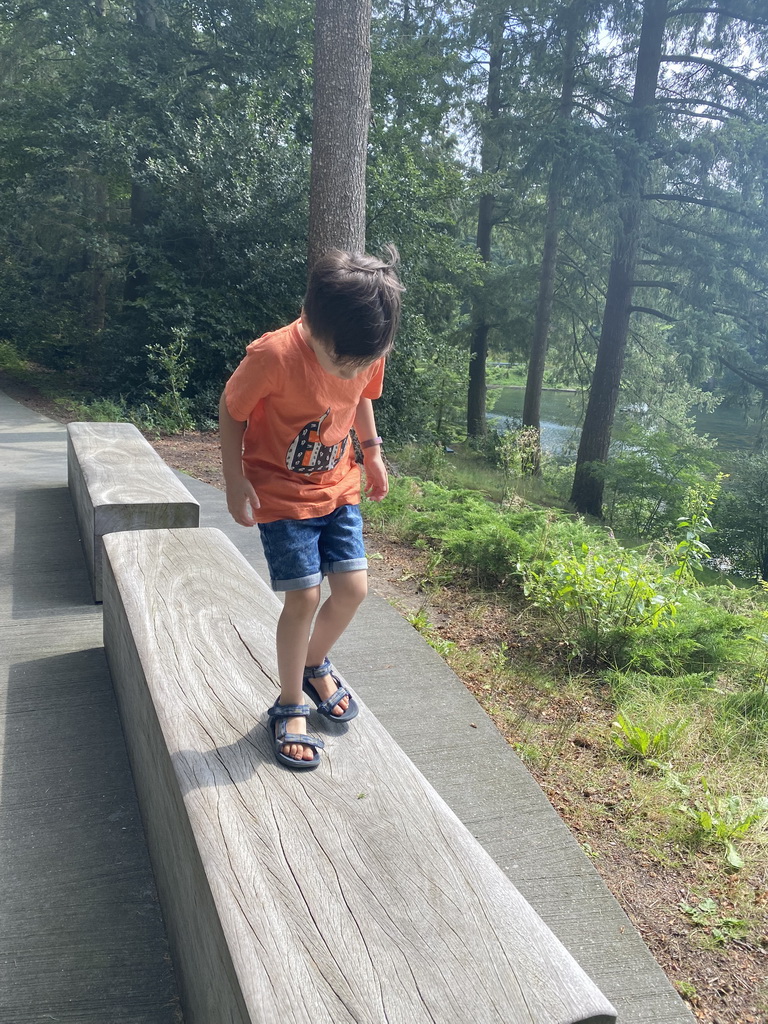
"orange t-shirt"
224,320,385,523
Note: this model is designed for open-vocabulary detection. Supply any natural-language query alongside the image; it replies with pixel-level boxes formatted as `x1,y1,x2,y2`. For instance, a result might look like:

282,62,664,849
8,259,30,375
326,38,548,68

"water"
489,387,761,456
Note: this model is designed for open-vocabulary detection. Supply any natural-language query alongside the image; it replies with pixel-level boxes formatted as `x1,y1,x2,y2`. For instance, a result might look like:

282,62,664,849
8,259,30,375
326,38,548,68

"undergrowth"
366,471,768,890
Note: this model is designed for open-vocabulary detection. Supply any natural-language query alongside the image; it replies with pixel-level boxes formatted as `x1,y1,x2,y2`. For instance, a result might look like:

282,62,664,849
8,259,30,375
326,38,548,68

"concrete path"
0,389,695,1024
0,393,180,1023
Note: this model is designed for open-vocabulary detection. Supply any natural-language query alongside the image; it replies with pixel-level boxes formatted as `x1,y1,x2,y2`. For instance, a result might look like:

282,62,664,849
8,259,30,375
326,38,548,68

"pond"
489,387,762,456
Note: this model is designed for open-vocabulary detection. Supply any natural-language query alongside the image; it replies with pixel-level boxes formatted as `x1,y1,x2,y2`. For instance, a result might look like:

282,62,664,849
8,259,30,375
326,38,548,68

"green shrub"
624,592,747,675
441,523,527,586
520,542,678,667
0,340,25,371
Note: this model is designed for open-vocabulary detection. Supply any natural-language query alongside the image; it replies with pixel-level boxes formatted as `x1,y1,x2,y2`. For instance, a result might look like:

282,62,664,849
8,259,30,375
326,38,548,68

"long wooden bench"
67,421,199,601
102,526,617,1024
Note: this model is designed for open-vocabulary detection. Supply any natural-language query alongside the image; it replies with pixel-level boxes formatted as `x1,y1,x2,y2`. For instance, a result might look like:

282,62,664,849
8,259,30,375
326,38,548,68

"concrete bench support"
67,421,199,601
102,526,617,1024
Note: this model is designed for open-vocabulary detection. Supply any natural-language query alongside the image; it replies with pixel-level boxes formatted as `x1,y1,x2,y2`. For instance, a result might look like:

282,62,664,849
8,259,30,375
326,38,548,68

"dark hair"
302,245,404,365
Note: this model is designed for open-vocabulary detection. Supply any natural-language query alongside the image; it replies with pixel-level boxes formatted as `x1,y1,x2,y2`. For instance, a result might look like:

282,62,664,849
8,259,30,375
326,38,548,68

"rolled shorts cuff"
320,557,368,575
272,571,323,592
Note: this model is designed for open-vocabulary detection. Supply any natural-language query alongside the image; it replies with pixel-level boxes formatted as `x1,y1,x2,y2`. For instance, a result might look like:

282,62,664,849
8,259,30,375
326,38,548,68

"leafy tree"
571,0,768,517
714,453,768,579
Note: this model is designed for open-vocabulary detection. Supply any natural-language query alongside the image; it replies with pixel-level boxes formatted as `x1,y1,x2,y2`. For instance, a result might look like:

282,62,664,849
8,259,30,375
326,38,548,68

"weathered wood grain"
67,421,199,602
102,527,617,1024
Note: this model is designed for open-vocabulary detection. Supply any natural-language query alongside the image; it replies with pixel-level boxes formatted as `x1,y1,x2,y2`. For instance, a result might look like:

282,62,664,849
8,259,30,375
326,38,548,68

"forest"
2,1,768,539
2,3,768,1018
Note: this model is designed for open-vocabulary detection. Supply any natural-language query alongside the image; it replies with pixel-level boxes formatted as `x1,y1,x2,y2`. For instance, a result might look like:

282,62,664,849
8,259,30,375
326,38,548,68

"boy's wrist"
360,436,383,450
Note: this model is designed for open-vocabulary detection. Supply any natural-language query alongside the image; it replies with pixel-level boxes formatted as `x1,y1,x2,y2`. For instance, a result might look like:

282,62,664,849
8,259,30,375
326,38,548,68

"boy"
218,248,403,770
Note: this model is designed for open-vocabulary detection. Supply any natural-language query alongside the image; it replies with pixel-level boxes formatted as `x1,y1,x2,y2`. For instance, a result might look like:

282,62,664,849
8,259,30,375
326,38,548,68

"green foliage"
521,542,678,667
144,330,194,434
372,475,551,586
714,687,768,756
671,477,722,585
679,898,750,945
714,453,768,580
676,778,768,870
625,590,746,676
441,521,525,587
607,669,717,705
0,340,25,372
483,425,543,502
603,423,720,539
611,711,686,761
405,605,455,658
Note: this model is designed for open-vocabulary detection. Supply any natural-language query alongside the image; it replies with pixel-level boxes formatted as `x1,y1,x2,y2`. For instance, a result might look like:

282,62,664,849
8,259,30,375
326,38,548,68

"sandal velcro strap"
268,702,310,719
318,687,350,715
277,730,324,750
303,657,332,680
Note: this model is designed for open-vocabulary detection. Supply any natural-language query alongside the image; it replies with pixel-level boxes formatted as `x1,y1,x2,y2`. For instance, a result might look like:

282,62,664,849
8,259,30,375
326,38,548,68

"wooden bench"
102,526,617,1024
67,421,199,601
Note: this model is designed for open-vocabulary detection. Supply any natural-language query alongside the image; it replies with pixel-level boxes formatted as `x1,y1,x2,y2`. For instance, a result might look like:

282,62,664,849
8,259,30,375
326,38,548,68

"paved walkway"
0,389,695,1023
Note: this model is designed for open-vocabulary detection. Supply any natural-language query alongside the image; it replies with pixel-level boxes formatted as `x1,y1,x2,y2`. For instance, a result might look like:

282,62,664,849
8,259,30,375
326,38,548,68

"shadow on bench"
102,527,617,1024
67,421,199,602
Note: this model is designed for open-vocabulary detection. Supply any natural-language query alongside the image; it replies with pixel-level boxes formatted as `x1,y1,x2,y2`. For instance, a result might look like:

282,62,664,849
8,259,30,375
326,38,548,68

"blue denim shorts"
258,504,367,591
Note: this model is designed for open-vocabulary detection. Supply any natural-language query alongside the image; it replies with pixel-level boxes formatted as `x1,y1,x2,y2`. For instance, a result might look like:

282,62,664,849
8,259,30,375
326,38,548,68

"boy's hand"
225,476,261,526
362,450,388,502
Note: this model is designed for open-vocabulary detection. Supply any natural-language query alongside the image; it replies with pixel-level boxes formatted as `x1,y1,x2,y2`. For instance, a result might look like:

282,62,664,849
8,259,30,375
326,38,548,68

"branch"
719,355,768,391
629,306,678,322
668,5,768,27
712,305,763,327
643,192,759,223
656,95,748,118
662,54,767,90
632,280,680,291
662,107,729,123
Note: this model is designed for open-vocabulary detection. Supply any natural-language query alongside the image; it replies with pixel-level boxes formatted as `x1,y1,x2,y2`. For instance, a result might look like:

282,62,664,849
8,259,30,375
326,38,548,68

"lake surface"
489,387,762,456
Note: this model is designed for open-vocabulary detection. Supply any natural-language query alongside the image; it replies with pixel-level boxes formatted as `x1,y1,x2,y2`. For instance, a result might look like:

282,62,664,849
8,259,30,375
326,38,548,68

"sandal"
267,702,324,770
302,658,359,723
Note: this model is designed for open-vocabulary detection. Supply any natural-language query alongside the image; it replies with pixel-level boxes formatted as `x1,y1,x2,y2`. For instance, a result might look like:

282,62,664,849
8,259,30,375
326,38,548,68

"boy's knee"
282,586,321,620
331,570,368,607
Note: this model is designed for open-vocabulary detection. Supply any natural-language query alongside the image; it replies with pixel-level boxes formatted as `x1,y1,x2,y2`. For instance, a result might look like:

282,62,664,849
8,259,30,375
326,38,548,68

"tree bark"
467,9,505,439
522,2,581,472
570,0,668,517
307,0,372,268
123,0,163,306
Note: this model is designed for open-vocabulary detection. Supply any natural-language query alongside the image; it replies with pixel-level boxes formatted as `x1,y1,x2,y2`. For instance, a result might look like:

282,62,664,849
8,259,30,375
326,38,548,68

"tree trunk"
88,175,108,339
570,0,667,517
467,9,505,439
307,0,372,267
522,3,581,472
123,0,162,306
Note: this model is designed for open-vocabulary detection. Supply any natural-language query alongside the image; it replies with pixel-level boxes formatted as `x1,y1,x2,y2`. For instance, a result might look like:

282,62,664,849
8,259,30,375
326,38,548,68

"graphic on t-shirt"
285,408,348,474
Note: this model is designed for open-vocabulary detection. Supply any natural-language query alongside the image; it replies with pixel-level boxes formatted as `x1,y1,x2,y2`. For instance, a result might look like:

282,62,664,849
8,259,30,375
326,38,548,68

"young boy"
218,248,403,770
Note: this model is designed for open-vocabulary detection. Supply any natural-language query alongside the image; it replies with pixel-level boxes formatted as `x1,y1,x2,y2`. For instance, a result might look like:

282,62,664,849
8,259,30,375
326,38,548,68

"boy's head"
302,246,404,368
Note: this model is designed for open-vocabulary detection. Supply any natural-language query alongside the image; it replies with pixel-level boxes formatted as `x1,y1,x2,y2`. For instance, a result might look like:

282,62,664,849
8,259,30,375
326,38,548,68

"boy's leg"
275,585,322,762
305,569,368,715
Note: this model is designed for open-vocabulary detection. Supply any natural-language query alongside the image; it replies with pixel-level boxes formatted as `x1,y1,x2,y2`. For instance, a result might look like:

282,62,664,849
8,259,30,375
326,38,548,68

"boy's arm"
218,391,260,526
354,397,388,502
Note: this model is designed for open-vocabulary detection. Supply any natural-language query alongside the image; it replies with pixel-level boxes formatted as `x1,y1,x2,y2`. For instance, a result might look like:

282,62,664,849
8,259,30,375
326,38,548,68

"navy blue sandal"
267,702,324,770
302,658,359,723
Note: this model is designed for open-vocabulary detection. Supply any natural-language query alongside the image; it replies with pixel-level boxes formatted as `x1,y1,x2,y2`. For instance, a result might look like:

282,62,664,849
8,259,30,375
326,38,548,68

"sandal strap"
279,731,324,750
317,686,350,714
273,716,324,750
303,657,332,680
268,702,310,719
